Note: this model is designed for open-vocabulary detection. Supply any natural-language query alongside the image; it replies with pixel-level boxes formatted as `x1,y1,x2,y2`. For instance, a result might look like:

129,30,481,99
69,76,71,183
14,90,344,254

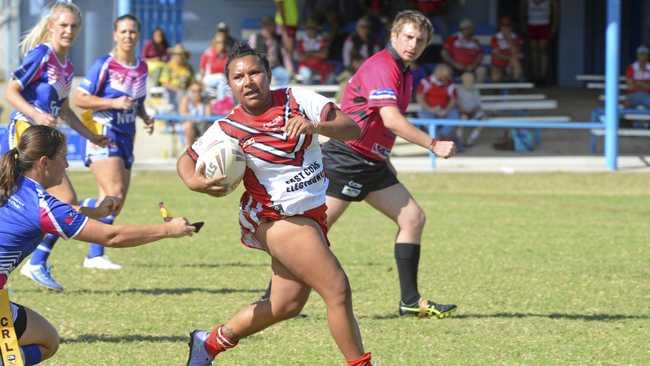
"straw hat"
169,44,189,58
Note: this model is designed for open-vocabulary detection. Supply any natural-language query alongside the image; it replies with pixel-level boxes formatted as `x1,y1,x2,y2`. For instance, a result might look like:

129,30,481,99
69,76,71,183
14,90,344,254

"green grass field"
9,172,650,365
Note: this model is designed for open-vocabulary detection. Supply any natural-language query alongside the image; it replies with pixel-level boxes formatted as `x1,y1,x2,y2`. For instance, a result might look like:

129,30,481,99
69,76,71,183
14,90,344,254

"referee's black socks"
394,243,421,306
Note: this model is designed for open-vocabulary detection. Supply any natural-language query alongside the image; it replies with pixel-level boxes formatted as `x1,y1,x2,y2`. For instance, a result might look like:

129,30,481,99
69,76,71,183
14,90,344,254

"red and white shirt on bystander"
490,32,523,68
417,75,457,109
626,61,650,93
443,33,483,68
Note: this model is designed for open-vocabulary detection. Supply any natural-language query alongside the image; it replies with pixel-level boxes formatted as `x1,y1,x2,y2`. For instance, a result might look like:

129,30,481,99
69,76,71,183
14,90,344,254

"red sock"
347,352,372,366
204,325,238,357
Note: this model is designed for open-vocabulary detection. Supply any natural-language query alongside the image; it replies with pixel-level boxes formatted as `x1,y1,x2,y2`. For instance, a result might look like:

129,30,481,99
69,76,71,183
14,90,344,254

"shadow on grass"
62,334,186,344
20,287,265,296
366,312,650,321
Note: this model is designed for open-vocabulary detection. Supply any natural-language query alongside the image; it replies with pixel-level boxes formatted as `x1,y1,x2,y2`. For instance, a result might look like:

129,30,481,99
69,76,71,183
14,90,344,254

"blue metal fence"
129,0,184,49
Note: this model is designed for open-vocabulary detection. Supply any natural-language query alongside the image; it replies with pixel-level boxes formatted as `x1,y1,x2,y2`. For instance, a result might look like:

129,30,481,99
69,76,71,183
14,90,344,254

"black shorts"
9,302,27,339
322,139,399,202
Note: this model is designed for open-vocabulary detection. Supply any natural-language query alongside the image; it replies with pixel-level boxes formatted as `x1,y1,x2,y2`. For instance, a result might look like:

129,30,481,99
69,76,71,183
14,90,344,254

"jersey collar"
386,43,409,73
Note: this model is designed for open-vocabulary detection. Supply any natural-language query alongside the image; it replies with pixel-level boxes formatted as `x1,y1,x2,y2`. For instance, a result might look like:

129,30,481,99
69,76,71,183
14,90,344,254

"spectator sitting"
416,63,460,142
248,16,294,86
342,16,380,70
490,16,523,82
159,44,195,110
441,19,486,83
179,80,211,148
456,72,485,146
141,27,169,86
199,32,229,101
216,22,238,52
625,45,650,109
296,18,334,84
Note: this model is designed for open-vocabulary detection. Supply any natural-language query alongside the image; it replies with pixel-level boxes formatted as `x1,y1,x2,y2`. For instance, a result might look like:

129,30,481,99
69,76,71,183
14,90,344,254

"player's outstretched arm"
74,216,195,248
177,152,229,197
380,106,455,159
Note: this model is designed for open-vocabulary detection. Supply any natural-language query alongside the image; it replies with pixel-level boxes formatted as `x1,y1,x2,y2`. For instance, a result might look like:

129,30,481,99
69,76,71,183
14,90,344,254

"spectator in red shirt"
490,16,524,82
200,32,229,100
296,18,334,84
141,27,169,62
416,63,460,140
441,19,486,82
625,45,650,109
141,27,169,86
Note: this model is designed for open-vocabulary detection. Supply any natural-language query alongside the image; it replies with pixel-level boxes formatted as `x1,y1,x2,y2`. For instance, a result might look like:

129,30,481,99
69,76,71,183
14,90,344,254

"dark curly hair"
224,42,271,81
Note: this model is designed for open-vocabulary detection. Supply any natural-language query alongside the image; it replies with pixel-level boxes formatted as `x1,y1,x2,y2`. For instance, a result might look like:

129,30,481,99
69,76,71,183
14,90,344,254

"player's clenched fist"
431,140,456,159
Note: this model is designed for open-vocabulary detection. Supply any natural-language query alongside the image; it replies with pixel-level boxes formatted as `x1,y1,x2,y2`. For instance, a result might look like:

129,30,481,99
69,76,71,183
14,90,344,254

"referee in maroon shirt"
322,10,457,318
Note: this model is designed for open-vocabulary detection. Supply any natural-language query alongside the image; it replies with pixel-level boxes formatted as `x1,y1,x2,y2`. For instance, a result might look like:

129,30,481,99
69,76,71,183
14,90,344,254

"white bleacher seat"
622,113,650,121
598,94,627,101
481,100,557,111
576,75,625,82
284,84,339,94
587,82,628,90
590,128,650,137
480,94,546,101
475,82,534,90
406,100,558,113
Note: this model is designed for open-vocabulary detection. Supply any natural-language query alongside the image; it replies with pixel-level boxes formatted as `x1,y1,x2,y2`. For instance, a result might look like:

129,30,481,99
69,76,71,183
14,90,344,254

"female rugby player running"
178,43,373,366
0,125,194,365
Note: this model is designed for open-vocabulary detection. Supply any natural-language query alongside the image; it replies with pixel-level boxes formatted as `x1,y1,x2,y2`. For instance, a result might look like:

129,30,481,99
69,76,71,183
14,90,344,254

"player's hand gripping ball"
195,124,246,195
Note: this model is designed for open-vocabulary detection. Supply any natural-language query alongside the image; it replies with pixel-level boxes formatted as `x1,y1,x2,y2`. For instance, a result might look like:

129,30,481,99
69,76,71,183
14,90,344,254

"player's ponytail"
0,148,22,206
20,1,82,55
0,126,66,206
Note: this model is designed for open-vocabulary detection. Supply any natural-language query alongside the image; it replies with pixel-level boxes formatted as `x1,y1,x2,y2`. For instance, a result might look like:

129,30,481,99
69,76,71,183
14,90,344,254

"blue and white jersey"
0,177,88,278
78,54,148,136
9,43,74,122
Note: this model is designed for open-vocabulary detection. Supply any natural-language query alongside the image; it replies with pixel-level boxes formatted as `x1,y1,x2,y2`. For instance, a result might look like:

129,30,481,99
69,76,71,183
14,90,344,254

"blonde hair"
20,1,82,55
390,10,433,45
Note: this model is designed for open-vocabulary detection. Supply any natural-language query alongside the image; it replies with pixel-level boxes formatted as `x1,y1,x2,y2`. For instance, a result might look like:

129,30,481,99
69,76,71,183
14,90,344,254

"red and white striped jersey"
190,87,335,216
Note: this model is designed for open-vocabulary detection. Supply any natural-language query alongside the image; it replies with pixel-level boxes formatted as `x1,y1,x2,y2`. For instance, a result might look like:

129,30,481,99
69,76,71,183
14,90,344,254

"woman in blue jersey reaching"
3,1,114,291
74,14,154,271
0,125,195,365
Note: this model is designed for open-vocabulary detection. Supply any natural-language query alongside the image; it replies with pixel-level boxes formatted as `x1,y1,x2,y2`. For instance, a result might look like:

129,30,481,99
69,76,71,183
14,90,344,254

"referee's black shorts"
322,139,398,202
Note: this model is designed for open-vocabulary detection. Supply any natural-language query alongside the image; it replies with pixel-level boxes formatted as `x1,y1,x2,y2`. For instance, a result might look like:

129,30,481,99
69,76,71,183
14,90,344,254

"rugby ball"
195,125,246,194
